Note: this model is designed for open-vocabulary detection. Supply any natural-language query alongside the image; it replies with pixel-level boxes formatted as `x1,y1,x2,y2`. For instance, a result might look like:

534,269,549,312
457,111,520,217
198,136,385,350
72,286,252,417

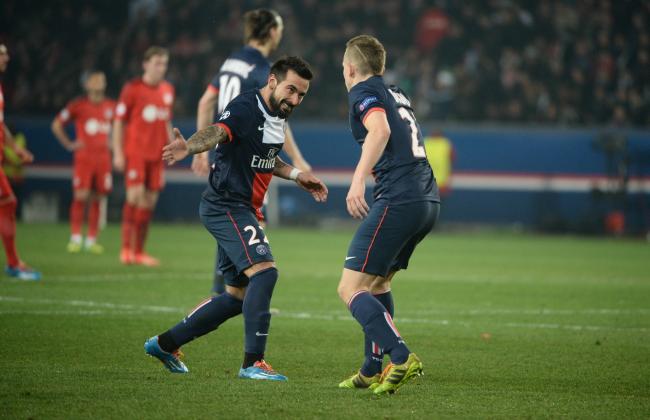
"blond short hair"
345,35,386,76
143,46,169,62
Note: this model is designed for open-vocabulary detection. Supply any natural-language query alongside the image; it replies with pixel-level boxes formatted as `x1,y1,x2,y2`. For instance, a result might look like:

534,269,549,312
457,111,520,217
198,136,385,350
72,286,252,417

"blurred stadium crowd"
1,0,648,125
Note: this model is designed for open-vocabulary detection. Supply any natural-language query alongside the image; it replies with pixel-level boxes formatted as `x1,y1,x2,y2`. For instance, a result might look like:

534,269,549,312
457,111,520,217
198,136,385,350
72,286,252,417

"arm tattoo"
186,125,228,154
273,156,290,178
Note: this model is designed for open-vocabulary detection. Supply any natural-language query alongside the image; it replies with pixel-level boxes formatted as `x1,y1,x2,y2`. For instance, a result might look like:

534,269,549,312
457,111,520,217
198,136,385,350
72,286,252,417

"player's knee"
225,285,246,300
74,189,90,201
337,279,360,303
370,275,392,294
244,261,276,278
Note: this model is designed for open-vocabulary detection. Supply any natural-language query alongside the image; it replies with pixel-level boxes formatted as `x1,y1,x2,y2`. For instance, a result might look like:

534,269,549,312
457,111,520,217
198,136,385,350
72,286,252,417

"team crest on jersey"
163,92,173,105
359,96,378,112
104,109,113,119
219,111,230,121
255,244,268,255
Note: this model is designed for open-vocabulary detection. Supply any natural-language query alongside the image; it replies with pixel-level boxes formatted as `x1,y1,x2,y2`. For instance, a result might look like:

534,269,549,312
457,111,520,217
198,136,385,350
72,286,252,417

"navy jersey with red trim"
208,46,270,163
348,75,440,204
201,90,286,215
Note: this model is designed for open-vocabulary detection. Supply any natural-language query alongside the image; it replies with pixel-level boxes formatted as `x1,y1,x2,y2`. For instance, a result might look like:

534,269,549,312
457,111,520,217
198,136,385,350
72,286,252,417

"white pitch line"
0,296,183,314
42,272,209,283
1,295,648,333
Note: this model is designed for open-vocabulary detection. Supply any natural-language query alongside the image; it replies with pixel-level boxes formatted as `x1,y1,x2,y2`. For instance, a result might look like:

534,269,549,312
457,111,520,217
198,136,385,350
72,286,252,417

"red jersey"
0,84,5,162
57,97,115,158
115,78,174,161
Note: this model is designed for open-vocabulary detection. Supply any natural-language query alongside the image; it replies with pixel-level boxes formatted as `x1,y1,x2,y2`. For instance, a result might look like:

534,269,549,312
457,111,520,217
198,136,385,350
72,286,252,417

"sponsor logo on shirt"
84,118,111,136
141,104,170,122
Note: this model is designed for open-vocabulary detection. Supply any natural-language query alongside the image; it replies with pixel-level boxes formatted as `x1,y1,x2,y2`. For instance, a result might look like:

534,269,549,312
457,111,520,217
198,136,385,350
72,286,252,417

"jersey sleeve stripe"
207,84,219,94
362,107,387,125
215,122,233,143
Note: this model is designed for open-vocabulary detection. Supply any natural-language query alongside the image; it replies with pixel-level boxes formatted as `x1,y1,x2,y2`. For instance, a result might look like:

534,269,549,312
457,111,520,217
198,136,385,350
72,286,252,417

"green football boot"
67,241,82,253
84,242,105,255
372,353,423,395
338,370,381,389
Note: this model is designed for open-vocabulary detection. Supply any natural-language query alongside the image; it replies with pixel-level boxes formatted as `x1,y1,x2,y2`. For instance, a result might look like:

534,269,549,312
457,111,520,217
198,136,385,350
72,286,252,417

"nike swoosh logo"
257,125,265,131
255,332,269,336
345,256,356,261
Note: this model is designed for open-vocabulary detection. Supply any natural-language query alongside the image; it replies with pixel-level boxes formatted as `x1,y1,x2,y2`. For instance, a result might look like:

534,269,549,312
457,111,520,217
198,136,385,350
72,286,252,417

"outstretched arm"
162,125,229,166
274,156,328,203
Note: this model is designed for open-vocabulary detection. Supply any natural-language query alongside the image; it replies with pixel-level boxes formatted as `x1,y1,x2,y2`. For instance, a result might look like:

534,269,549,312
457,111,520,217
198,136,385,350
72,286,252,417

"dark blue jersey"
202,90,286,218
348,76,440,204
208,46,271,162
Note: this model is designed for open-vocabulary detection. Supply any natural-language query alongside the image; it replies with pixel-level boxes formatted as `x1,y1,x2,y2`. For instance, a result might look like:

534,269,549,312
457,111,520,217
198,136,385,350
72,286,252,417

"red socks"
87,199,100,240
0,201,19,267
134,208,153,255
121,203,136,251
70,199,85,237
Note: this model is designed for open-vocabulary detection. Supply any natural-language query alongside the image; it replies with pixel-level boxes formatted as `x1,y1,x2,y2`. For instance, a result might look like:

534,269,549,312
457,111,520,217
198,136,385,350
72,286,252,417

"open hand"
162,128,188,166
15,147,34,164
296,172,328,203
346,180,369,219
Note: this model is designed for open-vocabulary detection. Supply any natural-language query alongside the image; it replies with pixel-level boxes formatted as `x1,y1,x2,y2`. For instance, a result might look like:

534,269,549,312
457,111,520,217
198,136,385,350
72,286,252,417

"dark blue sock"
361,291,394,376
212,270,226,295
168,292,243,347
349,291,409,365
243,267,278,355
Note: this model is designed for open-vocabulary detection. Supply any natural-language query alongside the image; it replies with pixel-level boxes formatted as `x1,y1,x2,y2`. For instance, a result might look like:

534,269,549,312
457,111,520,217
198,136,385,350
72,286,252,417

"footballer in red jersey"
112,46,174,266
52,70,115,254
0,43,41,280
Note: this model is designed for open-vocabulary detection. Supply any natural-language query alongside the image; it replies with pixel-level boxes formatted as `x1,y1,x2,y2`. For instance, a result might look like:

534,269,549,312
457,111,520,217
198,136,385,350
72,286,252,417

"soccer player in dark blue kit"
336,35,440,395
193,8,312,295
144,56,327,381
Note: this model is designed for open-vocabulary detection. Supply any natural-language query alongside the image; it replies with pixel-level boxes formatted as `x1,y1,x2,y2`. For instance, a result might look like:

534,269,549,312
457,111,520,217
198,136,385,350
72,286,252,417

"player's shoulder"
350,81,387,116
230,89,257,105
124,77,143,88
160,80,174,91
68,96,87,107
103,98,117,113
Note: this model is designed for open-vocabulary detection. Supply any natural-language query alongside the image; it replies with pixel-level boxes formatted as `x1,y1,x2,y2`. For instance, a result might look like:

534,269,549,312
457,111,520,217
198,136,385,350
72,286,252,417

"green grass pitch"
1,223,649,418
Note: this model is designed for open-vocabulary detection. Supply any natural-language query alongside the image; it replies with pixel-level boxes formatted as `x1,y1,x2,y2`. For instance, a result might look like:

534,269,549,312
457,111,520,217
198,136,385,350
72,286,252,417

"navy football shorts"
344,200,439,277
200,200,274,288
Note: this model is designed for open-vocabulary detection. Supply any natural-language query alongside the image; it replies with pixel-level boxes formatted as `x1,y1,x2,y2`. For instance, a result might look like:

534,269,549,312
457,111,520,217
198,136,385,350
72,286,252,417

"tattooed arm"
272,156,294,180
162,125,229,165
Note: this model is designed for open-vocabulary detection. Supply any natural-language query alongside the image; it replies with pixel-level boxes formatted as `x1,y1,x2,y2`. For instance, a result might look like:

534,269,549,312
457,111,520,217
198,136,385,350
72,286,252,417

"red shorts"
73,153,113,194
125,156,165,191
0,168,15,201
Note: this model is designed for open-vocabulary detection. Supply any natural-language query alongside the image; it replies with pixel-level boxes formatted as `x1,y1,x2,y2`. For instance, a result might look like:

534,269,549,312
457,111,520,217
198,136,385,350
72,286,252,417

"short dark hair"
270,56,313,82
243,9,281,43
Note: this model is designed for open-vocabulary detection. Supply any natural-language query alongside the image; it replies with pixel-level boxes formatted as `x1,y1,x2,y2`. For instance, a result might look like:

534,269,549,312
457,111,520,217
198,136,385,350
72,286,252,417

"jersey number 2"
244,225,269,245
398,108,426,158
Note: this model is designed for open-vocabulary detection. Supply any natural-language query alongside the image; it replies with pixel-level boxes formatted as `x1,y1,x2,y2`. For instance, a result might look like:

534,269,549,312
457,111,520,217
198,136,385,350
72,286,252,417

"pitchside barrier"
10,117,650,234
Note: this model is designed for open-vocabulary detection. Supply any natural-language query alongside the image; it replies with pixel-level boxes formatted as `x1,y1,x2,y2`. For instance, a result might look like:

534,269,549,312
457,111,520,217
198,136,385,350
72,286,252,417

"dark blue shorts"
199,200,274,288
344,200,439,277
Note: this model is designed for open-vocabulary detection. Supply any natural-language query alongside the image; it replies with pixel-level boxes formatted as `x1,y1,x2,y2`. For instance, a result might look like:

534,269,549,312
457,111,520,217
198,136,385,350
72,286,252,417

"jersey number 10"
398,107,426,158
218,75,242,113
